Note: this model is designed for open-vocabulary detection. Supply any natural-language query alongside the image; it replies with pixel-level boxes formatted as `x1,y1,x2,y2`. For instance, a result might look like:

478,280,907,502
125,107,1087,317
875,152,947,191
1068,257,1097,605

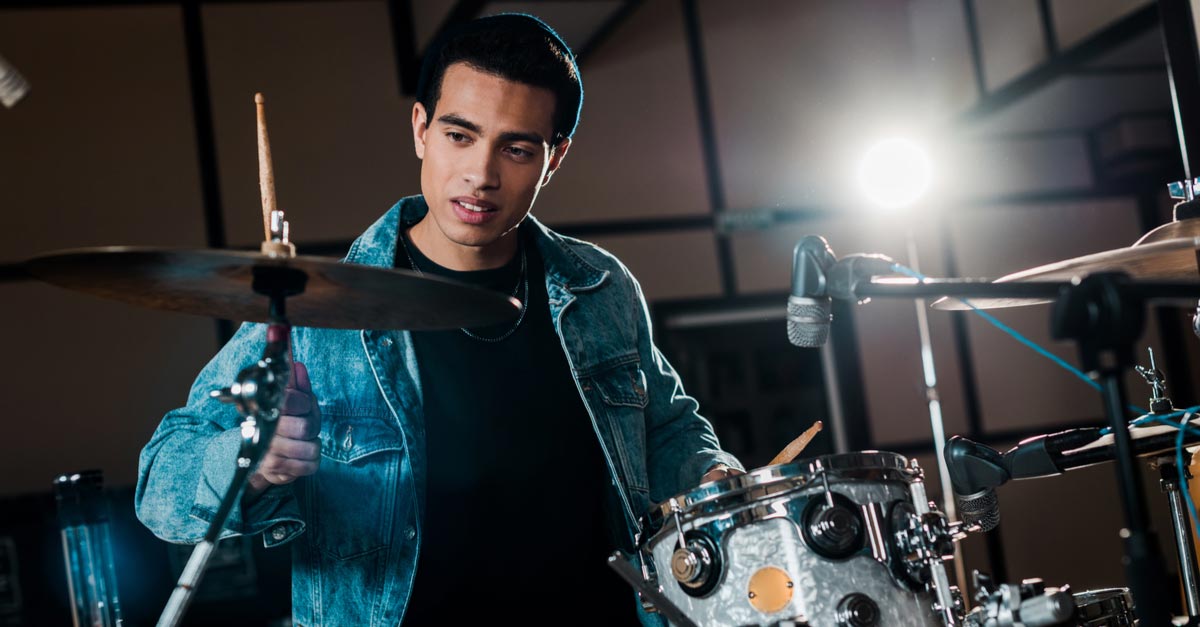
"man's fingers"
275,414,321,440
291,360,312,393
281,388,313,417
271,437,321,461
259,454,319,480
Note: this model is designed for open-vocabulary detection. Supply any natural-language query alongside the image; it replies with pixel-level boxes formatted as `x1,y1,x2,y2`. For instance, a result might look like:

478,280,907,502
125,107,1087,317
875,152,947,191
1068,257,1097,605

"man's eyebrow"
437,113,546,145
436,114,481,134
498,130,546,145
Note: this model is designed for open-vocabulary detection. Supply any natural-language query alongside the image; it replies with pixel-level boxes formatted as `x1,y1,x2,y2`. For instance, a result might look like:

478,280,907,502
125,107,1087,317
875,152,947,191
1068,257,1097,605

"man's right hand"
245,360,322,500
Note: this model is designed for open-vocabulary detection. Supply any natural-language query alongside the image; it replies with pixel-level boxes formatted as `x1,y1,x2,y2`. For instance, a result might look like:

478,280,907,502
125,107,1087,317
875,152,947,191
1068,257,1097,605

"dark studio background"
1,0,1199,624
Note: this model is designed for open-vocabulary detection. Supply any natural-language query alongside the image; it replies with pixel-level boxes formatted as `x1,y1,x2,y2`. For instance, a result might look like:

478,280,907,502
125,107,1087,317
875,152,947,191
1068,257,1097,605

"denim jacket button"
405,526,416,540
271,525,287,541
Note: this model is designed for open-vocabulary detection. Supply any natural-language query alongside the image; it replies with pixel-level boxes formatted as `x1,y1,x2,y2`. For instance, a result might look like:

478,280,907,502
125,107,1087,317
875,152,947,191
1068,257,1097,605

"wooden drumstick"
768,421,824,466
256,92,276,241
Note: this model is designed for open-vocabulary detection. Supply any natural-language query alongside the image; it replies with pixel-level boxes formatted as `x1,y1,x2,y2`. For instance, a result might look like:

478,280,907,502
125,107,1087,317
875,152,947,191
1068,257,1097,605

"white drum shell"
644,452,942,627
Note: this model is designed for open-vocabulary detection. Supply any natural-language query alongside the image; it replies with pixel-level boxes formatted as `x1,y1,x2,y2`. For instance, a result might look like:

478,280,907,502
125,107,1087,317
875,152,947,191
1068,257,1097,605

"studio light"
856,137,932,210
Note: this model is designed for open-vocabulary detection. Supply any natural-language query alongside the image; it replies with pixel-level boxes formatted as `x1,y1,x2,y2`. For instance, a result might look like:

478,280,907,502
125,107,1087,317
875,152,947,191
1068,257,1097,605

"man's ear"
412,101,429,160
541,138,571,186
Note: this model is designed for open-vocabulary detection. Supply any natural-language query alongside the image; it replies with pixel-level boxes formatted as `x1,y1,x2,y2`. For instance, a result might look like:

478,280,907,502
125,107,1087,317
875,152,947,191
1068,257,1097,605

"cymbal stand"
155,264,306,627
1136,351,1200,624
1050,272,1174,625
1158,458,1200,624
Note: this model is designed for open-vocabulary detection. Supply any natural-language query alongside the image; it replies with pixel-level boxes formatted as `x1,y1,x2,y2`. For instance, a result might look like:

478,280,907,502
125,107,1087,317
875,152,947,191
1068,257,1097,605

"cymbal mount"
1050,272,1174,625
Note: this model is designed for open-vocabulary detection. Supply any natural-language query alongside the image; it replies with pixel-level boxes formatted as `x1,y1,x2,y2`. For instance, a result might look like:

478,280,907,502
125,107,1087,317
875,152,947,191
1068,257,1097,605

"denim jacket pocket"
591,360,649,409
585,361,650,495
309,413,403,561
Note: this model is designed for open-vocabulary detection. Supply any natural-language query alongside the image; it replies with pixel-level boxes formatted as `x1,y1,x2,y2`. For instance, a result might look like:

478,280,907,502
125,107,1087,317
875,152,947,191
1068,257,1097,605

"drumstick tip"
255,92,264,105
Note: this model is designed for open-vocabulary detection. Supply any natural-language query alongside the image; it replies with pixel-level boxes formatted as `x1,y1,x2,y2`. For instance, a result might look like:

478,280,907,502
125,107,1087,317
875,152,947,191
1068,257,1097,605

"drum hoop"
1074,587,1133,619
645,451,912,529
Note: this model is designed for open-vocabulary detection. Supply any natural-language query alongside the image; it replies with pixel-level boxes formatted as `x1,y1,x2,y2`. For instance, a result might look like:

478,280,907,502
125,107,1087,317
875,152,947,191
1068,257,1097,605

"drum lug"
670,531,723,597
920,512,956,560
671,541,713,587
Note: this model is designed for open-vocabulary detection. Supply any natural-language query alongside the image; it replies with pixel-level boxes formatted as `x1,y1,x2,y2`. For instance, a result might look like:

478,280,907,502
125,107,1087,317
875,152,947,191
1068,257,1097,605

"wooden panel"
907,0,981,115
699,0,919,212
585,229,722,302
0,284,215,494
954,136,1094,198
0,7,206,257
202,1,418,248
412,0,456,51
976,0,1046,91
967,73,1169,135
483,1,624,50
533,0,711,225
0,7,215,495
1053,0,1151,50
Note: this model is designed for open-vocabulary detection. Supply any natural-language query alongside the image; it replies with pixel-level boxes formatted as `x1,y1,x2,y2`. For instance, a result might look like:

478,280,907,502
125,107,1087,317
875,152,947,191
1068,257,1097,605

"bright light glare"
856,138,932,210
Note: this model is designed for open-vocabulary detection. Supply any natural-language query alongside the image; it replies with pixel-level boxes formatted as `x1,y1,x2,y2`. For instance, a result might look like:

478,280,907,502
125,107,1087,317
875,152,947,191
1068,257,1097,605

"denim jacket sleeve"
623,266,745,500
135,322,305,547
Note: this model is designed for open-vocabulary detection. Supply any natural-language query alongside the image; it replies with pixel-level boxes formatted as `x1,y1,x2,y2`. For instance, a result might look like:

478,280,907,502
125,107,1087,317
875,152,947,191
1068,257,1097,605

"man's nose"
462,145,500,189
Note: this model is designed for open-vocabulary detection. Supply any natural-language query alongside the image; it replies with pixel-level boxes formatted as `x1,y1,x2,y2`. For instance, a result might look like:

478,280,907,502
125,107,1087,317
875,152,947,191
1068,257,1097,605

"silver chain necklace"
399,232,529,342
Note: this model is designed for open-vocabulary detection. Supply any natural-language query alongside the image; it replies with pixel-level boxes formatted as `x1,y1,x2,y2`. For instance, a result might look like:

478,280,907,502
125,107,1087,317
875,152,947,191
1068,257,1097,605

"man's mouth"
453,197,497,213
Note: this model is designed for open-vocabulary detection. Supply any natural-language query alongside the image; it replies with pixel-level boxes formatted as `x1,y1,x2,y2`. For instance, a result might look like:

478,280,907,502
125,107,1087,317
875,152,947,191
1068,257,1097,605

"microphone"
945,436,1008,532
946,422,1187,533
0,54,30,109
787,237,898,348
787,236,836,347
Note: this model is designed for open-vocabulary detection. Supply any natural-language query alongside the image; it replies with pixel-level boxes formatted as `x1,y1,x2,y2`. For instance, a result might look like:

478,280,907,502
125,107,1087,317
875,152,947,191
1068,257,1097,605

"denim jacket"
135,196,743,626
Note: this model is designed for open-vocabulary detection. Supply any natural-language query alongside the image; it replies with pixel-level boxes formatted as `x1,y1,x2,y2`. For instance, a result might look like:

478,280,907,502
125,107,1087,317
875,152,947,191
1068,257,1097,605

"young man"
136,14,742,626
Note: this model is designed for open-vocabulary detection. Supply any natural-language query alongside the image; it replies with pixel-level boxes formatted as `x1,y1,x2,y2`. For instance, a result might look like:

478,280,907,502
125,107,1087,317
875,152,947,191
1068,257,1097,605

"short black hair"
415,13,583,144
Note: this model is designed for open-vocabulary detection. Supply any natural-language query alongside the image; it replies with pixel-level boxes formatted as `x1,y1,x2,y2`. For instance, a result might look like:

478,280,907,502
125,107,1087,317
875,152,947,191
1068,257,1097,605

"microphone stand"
156,264,306,627
839,270,1200,622
903,226,970,600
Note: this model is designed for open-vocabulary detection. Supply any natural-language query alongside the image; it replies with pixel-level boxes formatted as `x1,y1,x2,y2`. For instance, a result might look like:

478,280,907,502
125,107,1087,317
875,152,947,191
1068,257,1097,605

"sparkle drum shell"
642,451,943,627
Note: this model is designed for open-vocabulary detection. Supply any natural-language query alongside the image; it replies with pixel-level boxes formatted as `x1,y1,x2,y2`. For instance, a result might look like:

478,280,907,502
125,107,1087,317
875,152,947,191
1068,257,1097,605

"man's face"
411,62,568,262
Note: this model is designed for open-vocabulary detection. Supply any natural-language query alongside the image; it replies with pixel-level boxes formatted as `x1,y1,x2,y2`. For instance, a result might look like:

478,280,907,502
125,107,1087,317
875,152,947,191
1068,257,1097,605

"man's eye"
446,132,468,142
507,146,533,158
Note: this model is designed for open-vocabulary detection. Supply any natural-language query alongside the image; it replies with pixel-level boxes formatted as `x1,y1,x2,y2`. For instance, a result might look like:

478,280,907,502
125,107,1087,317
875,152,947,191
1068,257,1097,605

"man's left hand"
701,464,745,484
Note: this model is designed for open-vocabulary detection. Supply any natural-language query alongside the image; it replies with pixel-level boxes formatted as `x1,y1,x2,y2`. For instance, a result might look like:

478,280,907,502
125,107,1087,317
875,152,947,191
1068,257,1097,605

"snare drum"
641,451,950,626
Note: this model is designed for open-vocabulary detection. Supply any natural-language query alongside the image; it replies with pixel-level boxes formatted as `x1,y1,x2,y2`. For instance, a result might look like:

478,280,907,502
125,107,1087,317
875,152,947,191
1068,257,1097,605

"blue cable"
1130,407,1200,429
882,265,1200,539
888,263,1148,417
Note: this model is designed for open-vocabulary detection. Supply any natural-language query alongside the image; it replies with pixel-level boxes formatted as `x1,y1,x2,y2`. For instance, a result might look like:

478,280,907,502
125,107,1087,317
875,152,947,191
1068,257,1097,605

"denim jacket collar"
344,196,609,293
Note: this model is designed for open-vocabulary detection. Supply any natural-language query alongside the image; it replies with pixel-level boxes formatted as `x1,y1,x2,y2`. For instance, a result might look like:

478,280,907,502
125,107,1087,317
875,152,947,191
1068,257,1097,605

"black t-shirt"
399,224,639,625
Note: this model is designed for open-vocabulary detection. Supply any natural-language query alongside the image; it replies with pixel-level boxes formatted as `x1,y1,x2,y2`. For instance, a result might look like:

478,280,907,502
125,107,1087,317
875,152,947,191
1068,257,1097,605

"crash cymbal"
1134,215,1200,245
24,247,521,330
932,220,1200,311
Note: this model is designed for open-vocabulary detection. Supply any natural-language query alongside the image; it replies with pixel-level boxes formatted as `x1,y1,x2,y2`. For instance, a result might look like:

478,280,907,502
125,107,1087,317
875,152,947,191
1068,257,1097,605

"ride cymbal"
931,220,1200,311
24,247,521,330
